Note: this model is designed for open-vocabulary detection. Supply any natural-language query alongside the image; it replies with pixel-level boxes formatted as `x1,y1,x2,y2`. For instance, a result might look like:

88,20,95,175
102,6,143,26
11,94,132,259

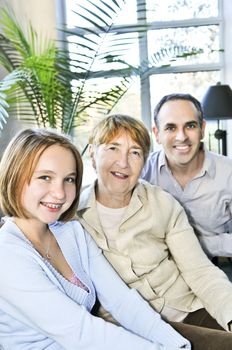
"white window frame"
55,0,224,130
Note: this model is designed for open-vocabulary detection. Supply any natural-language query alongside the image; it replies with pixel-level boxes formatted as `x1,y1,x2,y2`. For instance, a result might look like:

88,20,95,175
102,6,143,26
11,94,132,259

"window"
57,0,223,183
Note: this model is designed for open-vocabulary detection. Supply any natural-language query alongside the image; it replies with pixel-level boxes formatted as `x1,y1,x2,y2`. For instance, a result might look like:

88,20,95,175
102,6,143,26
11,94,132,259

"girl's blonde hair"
0,128,83,221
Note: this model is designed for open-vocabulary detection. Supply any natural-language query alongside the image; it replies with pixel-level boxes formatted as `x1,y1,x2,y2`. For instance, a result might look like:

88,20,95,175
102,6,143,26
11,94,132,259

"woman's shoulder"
137,180,182,209
78,182,96,211
138,179,175,198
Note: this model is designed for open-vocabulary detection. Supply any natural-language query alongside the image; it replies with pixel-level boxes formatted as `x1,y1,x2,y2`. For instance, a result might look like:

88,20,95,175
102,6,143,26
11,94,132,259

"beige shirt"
97,201,187,322
96,202,127,249
78,180,232,330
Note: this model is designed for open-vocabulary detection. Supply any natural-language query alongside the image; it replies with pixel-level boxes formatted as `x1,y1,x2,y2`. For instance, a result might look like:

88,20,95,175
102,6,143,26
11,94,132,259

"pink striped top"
69,273,89,292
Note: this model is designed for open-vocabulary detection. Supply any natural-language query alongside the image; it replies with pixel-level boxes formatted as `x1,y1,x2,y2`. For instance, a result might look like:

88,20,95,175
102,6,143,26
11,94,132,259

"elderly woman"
77,114,232,350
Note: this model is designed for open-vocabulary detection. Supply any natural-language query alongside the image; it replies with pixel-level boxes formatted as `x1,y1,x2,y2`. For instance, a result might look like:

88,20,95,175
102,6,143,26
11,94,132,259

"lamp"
201,82,232,156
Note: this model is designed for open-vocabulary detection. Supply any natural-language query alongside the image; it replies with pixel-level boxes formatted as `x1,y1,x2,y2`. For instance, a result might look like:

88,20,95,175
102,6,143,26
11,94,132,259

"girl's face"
21,144,77,225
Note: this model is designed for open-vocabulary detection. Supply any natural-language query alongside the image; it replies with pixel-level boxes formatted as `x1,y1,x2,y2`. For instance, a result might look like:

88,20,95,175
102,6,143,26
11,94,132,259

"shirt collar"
158,149,167,172
201,146,216,178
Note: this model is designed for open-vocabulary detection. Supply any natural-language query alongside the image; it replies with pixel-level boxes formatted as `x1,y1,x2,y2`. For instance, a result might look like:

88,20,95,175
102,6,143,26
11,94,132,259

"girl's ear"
89,144,96,169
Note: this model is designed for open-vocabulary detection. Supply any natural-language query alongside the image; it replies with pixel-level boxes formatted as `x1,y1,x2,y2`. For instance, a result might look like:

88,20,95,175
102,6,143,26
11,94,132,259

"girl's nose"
52,182,65,199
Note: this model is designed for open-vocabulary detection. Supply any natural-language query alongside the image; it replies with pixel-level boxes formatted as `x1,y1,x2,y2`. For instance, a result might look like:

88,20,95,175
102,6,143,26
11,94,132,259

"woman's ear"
89,144,96,170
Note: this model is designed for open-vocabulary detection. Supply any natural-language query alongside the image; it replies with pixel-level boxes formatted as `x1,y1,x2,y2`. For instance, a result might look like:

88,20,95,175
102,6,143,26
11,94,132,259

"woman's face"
90,131,144,206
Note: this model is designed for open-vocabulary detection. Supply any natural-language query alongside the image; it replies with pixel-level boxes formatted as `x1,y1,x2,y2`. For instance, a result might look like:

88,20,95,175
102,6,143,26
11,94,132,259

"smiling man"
141,93,232,261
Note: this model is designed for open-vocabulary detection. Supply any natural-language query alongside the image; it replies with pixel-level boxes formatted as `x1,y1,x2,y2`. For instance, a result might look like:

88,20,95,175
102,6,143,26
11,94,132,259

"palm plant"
0,1,202,137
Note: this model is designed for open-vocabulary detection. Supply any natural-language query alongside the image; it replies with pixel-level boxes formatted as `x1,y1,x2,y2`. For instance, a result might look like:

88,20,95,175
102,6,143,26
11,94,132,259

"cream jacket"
78,180,232,330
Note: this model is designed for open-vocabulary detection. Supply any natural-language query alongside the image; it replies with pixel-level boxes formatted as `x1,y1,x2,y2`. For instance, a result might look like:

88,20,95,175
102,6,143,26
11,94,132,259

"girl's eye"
39,175,50,181
65,177,75,183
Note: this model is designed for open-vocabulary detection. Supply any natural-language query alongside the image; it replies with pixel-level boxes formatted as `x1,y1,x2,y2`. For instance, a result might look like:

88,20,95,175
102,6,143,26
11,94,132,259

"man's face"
153,99,206,168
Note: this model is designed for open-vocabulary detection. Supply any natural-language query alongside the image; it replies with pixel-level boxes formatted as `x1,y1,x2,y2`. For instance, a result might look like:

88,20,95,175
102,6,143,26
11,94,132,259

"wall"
0,0,57,39
0,0,57,153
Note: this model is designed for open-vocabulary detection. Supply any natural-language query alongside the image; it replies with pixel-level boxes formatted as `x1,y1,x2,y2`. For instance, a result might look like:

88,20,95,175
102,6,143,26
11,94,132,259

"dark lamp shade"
201,84,232,120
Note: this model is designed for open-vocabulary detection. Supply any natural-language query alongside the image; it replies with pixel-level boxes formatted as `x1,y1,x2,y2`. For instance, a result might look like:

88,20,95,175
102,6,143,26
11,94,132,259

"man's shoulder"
207,150,232,169
141,149,163,182
146,149,163,163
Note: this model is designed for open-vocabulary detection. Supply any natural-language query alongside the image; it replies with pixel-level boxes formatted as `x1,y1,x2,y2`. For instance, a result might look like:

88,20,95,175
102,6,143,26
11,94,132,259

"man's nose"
175,128,187,142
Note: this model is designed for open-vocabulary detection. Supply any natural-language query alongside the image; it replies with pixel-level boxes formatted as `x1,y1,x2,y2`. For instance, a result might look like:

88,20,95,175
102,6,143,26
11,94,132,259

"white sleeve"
0,244,166,350
199,234,232,257
87,235,191,350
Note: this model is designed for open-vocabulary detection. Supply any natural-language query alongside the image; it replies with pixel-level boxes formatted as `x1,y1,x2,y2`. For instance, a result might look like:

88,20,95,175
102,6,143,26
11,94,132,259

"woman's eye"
131,150,142,157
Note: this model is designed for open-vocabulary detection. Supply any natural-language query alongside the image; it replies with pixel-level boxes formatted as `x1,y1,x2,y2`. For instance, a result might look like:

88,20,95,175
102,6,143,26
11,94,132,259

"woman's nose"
115,153,129,168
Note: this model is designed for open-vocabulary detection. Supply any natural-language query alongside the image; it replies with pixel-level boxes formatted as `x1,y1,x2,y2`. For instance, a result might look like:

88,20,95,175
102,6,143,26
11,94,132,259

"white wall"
0,0,57,38
0,0,57,153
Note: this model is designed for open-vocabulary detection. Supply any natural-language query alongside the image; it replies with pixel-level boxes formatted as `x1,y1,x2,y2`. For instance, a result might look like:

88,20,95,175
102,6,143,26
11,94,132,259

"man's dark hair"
154,93,204,129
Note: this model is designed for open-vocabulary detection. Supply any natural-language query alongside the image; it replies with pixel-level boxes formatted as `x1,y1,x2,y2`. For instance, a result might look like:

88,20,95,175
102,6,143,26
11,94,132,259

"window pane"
150,70,220,110
111,78,141,118
66,0,137,28
146,0,219,22
147,25,220,66
68,32,140,73
71,75,138,141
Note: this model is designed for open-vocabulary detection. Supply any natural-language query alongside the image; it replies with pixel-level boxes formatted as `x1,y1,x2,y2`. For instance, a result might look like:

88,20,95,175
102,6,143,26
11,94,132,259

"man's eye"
165,126,175,132
187,123,196,129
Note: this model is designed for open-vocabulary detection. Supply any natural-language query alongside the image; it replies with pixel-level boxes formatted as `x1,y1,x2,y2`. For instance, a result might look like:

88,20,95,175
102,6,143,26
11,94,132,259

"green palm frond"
0,91,9,130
